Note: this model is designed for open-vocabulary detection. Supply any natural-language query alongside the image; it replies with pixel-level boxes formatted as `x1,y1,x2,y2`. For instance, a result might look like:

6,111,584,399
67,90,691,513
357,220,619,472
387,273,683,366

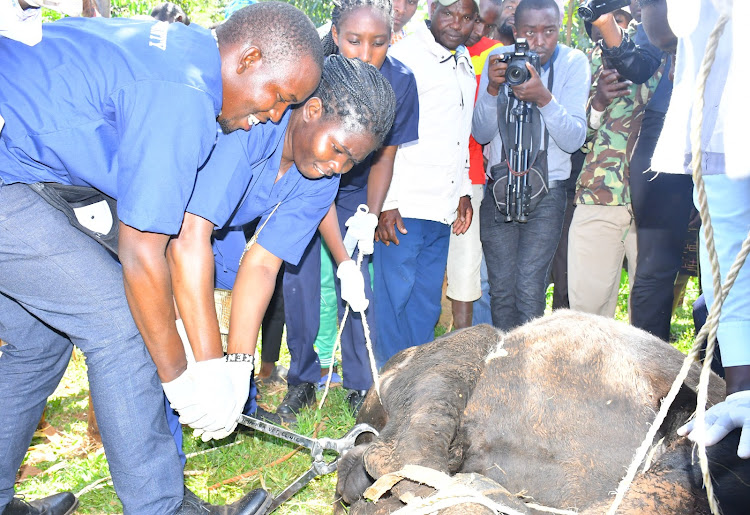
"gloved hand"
182,357,237,435
196,354,254,441
343,205,379,256
678,390,750,458
337,259,368,313
161,368,206,428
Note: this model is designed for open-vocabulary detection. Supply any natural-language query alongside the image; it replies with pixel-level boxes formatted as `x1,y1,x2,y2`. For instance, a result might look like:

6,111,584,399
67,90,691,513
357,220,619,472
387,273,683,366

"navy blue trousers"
373,218,450,368
283,200,375,391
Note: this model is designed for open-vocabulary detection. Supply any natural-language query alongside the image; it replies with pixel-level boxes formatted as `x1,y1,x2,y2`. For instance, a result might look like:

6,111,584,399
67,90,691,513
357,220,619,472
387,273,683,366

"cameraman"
472,0,589,331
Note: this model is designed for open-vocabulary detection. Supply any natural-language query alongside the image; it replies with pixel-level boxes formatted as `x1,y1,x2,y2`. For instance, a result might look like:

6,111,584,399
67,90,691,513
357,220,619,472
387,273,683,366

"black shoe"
250,407,283,426
3,493,78,515
346,389,369,415
276,382,316,417
179,487,271,515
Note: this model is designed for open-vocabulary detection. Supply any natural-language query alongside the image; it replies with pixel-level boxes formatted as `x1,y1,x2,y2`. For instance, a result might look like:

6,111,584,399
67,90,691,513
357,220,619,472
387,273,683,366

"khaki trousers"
568,204,637,318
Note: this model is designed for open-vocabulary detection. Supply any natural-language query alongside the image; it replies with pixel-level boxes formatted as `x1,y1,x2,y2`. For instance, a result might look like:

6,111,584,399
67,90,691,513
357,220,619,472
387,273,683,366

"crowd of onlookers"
258,0,707,422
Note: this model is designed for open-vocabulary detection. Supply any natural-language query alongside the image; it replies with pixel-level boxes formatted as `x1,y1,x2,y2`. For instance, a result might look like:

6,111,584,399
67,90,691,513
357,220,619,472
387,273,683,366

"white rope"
606,11,749,515
368,465,525,515
74,439,246,498
318,248,382,408
364,465,571,515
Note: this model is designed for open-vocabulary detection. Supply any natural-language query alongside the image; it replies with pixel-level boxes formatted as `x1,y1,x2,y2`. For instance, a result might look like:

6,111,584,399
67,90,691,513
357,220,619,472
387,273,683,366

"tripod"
504,94,534,223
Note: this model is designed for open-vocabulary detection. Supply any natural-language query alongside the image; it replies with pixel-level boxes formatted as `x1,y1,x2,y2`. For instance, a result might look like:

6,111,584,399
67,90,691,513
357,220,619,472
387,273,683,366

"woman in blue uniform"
168,55,397,441
279,0,420,419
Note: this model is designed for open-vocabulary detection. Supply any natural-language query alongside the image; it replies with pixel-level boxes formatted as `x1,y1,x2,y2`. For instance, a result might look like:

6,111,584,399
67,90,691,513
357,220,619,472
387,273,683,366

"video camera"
577,0,631,22
498,39,541,87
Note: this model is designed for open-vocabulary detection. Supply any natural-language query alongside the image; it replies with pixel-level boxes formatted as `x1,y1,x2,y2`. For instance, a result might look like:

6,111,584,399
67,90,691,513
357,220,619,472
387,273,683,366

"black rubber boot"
275,382,316,418
346,389,369,416
3,493,78,515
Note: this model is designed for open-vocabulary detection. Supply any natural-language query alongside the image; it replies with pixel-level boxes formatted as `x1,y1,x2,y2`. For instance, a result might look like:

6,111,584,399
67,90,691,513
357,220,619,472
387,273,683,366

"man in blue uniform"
0,3,323,513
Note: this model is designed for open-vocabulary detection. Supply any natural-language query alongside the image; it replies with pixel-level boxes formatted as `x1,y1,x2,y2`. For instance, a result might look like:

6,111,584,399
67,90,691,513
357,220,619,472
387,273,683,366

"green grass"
16,343,355,514
15,275,700,513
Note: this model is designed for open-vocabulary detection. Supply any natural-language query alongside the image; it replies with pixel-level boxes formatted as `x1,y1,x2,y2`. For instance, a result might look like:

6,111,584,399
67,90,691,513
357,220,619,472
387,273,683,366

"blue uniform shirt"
336,55,419,210
0,18,222,235
186,111,340,288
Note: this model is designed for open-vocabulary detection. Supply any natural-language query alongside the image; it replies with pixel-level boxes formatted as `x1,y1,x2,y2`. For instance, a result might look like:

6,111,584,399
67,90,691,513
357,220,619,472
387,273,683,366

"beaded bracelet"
226,353,254,364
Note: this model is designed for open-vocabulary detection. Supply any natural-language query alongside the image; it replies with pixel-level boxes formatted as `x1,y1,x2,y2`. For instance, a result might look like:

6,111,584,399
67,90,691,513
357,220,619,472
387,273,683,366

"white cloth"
0,0,83,46
384,21,475,225
651,0,748,179
0,0,42,46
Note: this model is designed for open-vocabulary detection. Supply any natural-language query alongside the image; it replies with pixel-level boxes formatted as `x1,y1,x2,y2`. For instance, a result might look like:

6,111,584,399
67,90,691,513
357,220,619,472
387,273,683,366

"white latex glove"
343,204,379,256
183,357,237,434
161,369,206,428
337,259,368,313
678,390,750,458
196,355,254,441
25,0,82,16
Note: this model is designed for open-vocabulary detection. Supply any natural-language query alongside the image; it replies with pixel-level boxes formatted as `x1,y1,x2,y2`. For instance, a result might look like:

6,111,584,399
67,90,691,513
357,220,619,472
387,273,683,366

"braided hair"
321,0,394,56
315,55,396,146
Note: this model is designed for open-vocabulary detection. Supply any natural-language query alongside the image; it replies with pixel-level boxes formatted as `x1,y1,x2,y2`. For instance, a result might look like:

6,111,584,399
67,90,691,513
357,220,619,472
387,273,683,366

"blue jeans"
480,185,566,331
629,111,694,341
0,182,183,514
472,254,493,326
373,218,450,367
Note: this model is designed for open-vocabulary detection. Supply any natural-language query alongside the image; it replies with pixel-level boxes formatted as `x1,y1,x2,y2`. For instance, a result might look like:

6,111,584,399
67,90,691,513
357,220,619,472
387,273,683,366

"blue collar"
542,45,560,72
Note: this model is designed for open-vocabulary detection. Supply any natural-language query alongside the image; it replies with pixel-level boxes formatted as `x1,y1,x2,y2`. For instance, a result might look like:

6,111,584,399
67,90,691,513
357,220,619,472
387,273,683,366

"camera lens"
507,65,527,86
577,6,595,21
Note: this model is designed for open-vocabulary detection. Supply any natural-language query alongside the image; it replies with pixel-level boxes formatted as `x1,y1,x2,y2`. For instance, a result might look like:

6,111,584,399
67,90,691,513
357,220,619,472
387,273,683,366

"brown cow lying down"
336,311,750,514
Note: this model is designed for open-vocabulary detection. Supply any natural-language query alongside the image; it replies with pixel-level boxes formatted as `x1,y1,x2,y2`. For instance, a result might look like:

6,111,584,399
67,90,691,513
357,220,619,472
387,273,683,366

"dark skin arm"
591,68,632,112
452,195,473,235
486,58,552,107
373,146,408,246
592,13,624,49
511,64,552,107
376,209,407,246
319,203,350,266
166,213,225,363
226,241,282,355
367,145,398,218
118,222,186,382
486,56,508,97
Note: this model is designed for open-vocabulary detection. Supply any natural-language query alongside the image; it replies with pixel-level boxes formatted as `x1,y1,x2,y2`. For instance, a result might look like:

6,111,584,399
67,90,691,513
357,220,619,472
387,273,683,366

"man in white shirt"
373,0,477,366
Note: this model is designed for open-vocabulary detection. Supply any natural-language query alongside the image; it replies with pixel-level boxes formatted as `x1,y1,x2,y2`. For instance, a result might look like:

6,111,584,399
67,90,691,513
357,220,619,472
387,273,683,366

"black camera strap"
495,54,555,177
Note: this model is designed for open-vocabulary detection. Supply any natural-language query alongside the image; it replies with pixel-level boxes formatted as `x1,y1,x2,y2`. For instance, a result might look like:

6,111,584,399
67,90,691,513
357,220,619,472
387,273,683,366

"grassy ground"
14,275,700,513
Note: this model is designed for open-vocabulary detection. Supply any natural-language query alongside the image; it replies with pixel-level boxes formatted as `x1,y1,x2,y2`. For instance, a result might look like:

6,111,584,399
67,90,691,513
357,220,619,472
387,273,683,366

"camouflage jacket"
575,42,663,206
